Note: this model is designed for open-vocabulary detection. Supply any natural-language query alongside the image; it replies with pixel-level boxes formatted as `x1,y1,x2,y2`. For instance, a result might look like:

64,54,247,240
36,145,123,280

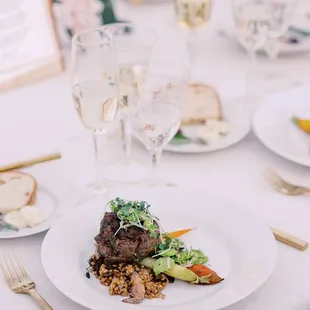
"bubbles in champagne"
174,0,212,28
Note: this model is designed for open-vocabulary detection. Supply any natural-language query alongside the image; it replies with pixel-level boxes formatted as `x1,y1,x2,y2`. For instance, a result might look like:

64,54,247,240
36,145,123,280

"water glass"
101,22,158,183
131,61,190,184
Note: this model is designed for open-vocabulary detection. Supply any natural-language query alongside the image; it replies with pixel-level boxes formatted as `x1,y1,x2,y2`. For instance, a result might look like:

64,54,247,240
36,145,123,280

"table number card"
0,0,63,91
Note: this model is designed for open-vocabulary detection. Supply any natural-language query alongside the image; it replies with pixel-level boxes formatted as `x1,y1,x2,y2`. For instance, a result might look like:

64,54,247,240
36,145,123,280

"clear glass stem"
187,27,200,65
93,132,105,190
120,114,132,165
265,38,280,60
246,49,257,96
150,149,161,184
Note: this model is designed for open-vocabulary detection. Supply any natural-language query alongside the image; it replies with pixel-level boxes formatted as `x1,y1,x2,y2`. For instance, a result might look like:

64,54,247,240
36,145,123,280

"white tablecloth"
1,1,310,309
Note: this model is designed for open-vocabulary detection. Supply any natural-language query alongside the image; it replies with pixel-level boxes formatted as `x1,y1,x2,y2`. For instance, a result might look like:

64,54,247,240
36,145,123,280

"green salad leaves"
153,235,208,268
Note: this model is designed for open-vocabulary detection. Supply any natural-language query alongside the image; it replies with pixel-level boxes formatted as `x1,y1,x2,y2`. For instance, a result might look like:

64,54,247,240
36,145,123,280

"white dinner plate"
0,186,58,239
253,93,310,167
41,188,277,310
165,98,251,154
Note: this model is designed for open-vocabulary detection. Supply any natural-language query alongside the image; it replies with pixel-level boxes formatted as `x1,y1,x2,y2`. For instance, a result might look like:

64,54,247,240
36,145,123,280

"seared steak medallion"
95,212,160,264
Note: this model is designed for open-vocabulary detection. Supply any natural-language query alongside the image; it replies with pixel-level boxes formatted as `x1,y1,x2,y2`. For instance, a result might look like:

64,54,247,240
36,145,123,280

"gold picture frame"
0,0,64,91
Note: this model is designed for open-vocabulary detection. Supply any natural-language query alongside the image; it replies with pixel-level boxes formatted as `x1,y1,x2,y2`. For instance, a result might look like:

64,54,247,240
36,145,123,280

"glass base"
103,162,150,184
76,182,110,207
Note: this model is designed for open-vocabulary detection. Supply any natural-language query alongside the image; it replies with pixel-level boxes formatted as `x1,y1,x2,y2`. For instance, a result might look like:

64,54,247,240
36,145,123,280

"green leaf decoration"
170,129,208,146
169,129,191,145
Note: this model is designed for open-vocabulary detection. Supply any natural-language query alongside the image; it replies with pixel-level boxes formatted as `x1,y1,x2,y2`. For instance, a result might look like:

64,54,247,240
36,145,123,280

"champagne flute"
131,61,190,185
101,23,158,183
71,27,119,199
173,0,212,64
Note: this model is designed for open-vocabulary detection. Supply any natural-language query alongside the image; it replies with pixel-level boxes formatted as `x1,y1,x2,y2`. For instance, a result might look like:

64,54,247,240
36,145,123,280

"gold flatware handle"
0,153,61,172
27,288,53,310
271,227,309,251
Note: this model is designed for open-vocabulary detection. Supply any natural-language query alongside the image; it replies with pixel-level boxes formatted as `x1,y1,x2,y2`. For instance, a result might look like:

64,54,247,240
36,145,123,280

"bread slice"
0,172,36,214
182,83,222,126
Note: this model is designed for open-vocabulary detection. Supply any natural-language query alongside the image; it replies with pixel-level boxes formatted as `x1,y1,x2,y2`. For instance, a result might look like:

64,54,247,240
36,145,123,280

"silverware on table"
0,153,61,172
263,169,310,196
0,253,53,310
270,227,308,251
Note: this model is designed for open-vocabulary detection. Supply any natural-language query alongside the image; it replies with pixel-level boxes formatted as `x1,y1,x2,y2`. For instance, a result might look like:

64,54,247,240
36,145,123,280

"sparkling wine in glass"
174,0,212,64
71,27,119,200
132,61,190,185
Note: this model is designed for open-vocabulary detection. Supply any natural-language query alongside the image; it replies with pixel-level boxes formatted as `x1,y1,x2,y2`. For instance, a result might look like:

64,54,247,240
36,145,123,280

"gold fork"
0,253,53,310
263,169,310,196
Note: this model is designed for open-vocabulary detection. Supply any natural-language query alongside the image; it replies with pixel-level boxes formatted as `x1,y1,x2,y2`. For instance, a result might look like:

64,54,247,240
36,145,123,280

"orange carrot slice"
188,264,224,285
166,228,192,239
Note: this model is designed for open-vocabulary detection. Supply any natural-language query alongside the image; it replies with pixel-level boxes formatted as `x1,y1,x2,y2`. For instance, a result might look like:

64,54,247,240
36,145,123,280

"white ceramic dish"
41,188,277,310
253,93,310,167
0,186,58,239
165,97,251,154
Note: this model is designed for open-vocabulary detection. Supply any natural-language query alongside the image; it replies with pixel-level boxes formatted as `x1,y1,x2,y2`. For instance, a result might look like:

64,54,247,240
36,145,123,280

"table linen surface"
1,0,310,309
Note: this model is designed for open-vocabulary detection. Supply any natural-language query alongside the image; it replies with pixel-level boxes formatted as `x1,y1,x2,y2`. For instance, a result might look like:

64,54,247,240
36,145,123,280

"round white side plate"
0,186,58,239
253,92,310,167
165,97,251,154
41,188,276,310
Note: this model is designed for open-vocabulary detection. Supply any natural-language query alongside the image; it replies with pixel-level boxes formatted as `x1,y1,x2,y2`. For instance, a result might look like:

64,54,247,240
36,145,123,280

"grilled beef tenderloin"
95,212,160,265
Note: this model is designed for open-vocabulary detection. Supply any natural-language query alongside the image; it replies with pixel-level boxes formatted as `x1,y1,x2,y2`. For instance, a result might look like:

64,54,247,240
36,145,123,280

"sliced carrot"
166,228,192,239
188,264,224,285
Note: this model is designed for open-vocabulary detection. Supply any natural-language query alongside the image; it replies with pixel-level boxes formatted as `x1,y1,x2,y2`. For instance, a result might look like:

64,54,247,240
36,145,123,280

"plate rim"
41,188,277,310
165,98,251,154
253,99,310,167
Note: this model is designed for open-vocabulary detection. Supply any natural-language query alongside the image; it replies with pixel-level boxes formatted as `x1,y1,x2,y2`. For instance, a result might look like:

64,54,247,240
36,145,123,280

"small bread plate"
165,96,251,154
253,89,310,167
42,188,277,310
0,186,58,239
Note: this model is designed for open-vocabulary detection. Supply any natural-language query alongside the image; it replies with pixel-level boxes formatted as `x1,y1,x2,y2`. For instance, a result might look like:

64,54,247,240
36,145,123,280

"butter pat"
4,211,27,229
20,206,46,227
197,119,230,143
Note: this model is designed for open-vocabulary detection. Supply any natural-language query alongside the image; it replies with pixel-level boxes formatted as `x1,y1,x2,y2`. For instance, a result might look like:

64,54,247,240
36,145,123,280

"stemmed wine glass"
131,61,190,185
101,23,158,183
71,27,119,200
233,0,273,96
233,0,297,97
261,0,297,93
173,0,212,65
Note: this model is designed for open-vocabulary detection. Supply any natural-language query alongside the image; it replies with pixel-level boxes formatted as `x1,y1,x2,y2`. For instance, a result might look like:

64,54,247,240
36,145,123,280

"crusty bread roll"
182,83,222,126
0,172,36,214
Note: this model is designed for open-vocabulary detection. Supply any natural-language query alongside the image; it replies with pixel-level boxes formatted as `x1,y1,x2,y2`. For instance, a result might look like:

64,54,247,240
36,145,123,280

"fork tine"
0,255,12,284
4,254,17,282
6,254,21,282
13,252,27,277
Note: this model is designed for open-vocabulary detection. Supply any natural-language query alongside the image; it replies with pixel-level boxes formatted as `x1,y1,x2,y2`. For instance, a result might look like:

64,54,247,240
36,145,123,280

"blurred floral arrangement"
52,0,121,37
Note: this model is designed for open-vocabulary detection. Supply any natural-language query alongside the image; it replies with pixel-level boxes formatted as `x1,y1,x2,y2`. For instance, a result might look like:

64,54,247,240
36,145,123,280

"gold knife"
0,153,61,172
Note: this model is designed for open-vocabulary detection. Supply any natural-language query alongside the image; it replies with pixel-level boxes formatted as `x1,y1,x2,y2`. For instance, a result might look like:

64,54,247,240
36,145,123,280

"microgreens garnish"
153,235,208,267
107,197,162,238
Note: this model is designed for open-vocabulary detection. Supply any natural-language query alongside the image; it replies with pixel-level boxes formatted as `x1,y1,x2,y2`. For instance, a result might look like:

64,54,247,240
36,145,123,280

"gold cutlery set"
0,154,308,308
